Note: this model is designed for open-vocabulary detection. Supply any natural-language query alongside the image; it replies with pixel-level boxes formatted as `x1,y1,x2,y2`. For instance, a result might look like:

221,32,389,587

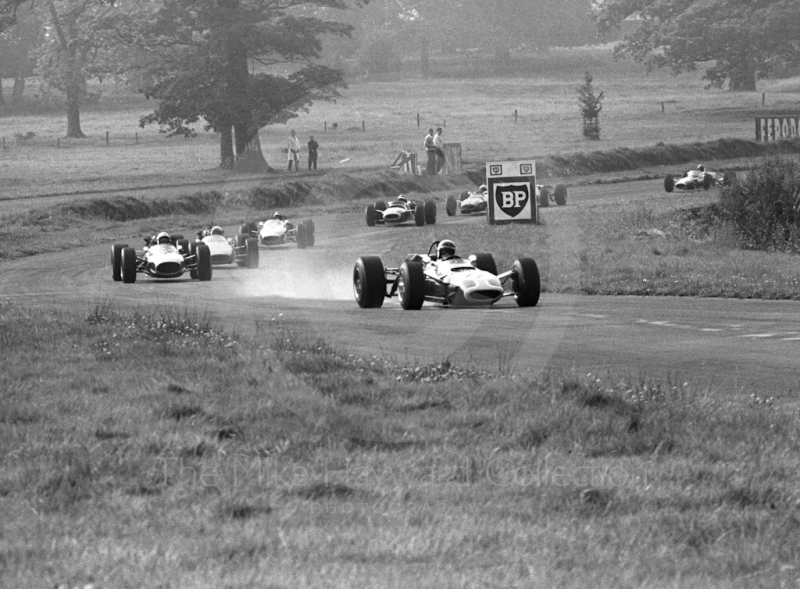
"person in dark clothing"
308,135,319,170
424,128,436,176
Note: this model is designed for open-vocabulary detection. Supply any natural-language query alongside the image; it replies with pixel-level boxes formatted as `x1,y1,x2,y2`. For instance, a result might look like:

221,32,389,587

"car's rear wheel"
446,195,457,216
111,243,127,281
121,247,137,283
305,220,315,246
414,203,426,226
702,173,714,190
471,253,498,275
176,239,189,254
512,258,540,307
196,244,212,281
539,186,550,208
459,190,470,201
374,200,387,212
424,199,437,224
664,174,675,193
297,221,307,249
554,184,567,206
365,203,377,227
235,233,248,267
353,256,385,308
398,260,425,310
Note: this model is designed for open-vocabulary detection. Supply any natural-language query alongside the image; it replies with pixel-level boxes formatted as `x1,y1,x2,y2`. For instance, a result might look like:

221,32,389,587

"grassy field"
3,46,800,588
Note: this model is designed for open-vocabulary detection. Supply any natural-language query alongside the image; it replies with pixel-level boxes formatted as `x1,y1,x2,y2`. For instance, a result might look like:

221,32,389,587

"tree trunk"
219,125,235,169
233,131,272,174
12,76,25,104
0,77,4,106
65,94,85,138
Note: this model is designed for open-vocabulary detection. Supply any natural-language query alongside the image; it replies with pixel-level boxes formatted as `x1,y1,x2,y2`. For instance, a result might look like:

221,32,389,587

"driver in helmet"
392,195,408,207
210,225,224,235
436,239,457,261
273,212,284,220
156,231,171,245
479,184,488,194
688,164,706,183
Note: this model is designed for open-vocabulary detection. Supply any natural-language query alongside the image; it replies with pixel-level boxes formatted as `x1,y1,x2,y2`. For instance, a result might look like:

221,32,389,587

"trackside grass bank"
1,303,799,588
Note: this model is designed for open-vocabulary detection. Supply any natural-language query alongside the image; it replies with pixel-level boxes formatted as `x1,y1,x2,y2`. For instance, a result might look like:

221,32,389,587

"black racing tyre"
664,174,675,193
305,220,315,246
353,256,385,308
539,186,550,208
414,203,426,226
512,257,540,307
297,221,307,249
111,243,127,282
398,260,425,310
471,253,498,275
246,238,259,269
235,233,248,267
366,203,377,227
702,173,714,190
171,234,184,242
121,247,137,283
446,195,457,216
239,223,251,235
196,244,212,281
374,200,387,212
424,199,437,224
458,190,470,202
554,184,567,206
176,239,189,254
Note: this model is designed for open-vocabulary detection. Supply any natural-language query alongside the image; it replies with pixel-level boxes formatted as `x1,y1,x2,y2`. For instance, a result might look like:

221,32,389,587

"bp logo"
493,183,531,218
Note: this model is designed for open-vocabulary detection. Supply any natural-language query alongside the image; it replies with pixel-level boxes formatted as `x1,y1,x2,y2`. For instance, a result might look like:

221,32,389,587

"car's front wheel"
539,186,550,208
414,203,426,226
424,199,437,224
111,243,127,281
398,260,425,310
246,238,259,268
196,244,212,281
664,174,675,193
554,184,567,206
446,195,457,216
512,257,540,307
353,256,385,308
121,247,137,283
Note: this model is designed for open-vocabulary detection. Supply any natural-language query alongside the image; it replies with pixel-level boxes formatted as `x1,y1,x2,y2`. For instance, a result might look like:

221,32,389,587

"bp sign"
486,160,538,224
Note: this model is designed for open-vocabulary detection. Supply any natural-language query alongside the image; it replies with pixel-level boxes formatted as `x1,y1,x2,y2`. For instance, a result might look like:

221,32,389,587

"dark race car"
195,226,259,268
664,165,736,192
366,195,437,227
239,213,315,249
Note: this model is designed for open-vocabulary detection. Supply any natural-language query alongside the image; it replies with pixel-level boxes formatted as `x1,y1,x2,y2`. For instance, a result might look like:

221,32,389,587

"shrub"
577,71,603,140
719,156,800,252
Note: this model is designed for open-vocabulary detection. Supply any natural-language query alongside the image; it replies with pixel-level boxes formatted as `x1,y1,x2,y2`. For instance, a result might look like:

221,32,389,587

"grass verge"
1,302,799,588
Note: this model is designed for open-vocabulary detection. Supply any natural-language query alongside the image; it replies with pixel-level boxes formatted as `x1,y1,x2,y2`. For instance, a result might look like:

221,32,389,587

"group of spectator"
286,129,318,172
424,127,445,175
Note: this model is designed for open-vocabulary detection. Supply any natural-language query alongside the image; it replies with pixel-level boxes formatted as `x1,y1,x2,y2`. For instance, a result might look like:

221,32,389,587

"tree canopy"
593,0,800,90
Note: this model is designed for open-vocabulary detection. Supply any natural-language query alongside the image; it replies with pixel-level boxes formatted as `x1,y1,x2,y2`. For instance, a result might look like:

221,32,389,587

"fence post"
514,109,518,122
324,121,327,133
362,120,365,132
135,132,138,144
2,137,4,150
417,112,420,128
57,138,60,148
762,93,765,107
661,101,665,114
106,131,109,144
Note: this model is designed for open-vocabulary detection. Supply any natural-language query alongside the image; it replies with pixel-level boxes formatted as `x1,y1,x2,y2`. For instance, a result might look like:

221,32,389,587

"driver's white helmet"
479,184,487,193
156,232,171,244
211,225,224,235
273,212,284,220
437,239,456,259
397,195,408,203
697,164,706,172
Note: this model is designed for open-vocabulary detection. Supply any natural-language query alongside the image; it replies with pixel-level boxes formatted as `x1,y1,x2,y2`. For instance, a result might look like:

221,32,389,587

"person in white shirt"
287,129,301,171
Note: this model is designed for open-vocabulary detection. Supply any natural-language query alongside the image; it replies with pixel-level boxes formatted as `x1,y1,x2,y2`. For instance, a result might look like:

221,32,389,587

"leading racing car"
111,232,212,283
239,212,315,248
366,195,437,226
353,239,540,310
195,226,259,268
664,165,736,192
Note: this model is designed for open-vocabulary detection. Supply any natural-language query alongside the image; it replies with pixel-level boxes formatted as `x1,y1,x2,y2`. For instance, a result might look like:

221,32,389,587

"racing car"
239,212,315,248
353,240,540,310
664,165,736,192
365,195,437,227
446,185,488,216
195,226,259,268
111,232,212,283
536,184,568,208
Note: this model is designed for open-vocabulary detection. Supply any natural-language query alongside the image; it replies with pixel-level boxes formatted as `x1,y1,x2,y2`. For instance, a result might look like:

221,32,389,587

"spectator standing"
287,129,301,171
307,135,319,170
434,127,445,174
424,128,436,176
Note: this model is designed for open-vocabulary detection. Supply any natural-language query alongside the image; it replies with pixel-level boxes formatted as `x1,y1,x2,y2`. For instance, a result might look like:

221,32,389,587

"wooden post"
135,132,138,144
324,121,327,133
762,93,766,107
106,131,109,144
362,120,365,132
514,109,518,122
57,138,60,148
417,112,420,128
2,137,5,150
661,101,665,114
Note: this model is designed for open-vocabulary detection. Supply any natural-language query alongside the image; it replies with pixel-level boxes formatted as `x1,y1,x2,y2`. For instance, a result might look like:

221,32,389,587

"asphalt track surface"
2,179,798,397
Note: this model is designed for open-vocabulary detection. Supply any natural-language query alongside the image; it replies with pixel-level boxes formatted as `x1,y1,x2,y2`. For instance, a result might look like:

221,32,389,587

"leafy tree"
0,5,43,107
577,70,603,140
593,0,800,91
136,0,366,170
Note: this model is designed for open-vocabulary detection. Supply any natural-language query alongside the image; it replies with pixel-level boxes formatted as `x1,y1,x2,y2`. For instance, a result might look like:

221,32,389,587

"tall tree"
593,0,800,90
0,6,43,106
137,0,366,170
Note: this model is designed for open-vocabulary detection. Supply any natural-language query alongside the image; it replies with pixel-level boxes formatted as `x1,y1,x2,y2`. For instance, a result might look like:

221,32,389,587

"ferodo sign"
755,115,800,142
486,160,538,224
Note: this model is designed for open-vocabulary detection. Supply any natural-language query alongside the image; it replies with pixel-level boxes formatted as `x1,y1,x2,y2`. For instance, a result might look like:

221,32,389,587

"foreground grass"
2,303,800,588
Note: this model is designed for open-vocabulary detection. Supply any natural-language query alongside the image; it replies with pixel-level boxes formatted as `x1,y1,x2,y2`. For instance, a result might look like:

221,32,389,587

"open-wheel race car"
664,165,736,193
365,195,437,227
111,231,212,283
536,184,568,208
239,212,315,248
446,185,488,216
195,226,259,268
353,240,540,310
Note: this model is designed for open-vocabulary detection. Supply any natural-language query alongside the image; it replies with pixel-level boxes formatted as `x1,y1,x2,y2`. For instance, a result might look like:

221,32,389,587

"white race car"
446,186,488,216
353,240,540,310
240,213,315,248
365,195,436,227
536,184,568,208
195,226,259,268
111,232,211,283
664,166,736,192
